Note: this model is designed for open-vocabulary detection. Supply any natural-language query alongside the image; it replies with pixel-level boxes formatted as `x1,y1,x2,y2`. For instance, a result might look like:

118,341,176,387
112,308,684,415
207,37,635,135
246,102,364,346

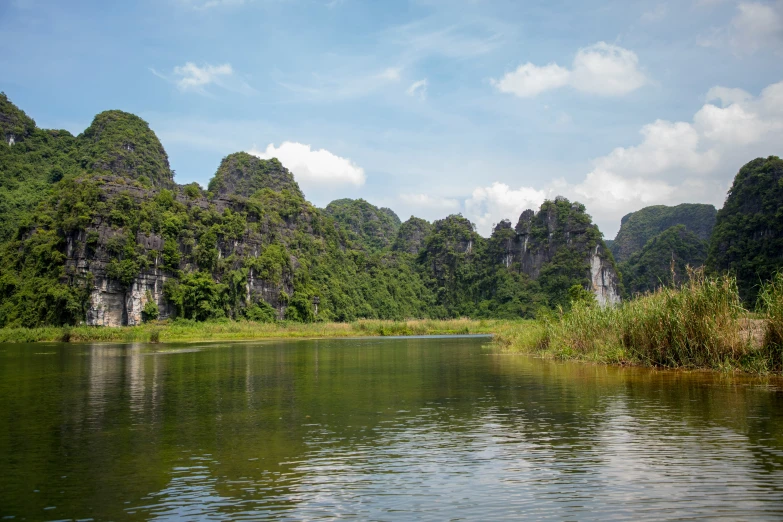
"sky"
1,0,782,237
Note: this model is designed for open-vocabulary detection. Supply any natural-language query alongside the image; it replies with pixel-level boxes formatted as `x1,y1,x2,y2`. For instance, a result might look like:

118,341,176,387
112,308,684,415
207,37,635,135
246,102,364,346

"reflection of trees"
1,339,782,520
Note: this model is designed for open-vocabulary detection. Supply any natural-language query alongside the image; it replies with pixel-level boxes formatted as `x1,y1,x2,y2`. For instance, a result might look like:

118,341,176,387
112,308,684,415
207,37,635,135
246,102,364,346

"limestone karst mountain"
0,94,624,327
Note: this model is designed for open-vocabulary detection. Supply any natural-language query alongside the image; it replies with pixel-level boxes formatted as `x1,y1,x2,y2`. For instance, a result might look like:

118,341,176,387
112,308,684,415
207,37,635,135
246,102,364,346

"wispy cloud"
152,62,256,96
641,3,668,22
382,16,509,61
406,79,428,100
179,0,251,10
277,66,403,100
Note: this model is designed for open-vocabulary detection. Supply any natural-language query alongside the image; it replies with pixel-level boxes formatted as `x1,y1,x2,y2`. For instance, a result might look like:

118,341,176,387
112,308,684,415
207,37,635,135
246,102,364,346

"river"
1,336,782,520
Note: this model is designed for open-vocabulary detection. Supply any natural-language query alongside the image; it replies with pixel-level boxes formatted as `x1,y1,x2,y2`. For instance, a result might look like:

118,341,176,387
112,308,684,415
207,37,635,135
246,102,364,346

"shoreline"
0,318,517,345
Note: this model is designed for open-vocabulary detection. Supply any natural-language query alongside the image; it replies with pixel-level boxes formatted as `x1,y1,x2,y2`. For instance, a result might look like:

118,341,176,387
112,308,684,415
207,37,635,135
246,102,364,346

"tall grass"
759,272,783,371
500,270,773,372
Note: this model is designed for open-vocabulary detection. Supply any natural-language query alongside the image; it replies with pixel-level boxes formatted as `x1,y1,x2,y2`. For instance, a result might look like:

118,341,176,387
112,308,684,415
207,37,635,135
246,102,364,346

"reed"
501,270,773,372
759,272,783,371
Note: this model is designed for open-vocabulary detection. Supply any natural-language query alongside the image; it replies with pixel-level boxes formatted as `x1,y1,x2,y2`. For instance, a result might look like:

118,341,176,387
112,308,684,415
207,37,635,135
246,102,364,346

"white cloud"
547,78,783,236
492,42,647,98
570,43,647,96
406,79,428,99
249,142,366,186
463,182,547,235
174,62,232,90
491,63,570,98
153,62,255,96
706,86,753,106
595,120,719,177
378,67,402,81
400,193,460,211
699,1,783,53
730,1,783,53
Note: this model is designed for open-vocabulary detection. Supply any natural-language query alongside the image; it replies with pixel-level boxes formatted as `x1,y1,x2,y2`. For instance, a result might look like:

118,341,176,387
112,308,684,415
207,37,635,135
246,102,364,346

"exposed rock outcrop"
492,199,621,306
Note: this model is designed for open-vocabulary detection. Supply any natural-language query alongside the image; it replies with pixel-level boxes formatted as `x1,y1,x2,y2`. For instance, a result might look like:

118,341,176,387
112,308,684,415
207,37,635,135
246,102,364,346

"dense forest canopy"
611,203,717,263
0,93,780,327
707,156,783,303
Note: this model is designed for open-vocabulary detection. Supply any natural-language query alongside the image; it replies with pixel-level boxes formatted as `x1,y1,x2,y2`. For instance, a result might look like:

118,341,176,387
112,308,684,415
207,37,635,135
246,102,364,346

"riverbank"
0,318,515,344
496,272,783,374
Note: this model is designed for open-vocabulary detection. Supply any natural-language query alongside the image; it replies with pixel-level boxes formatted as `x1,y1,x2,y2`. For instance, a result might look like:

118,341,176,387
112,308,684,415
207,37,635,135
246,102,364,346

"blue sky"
2,0,782,236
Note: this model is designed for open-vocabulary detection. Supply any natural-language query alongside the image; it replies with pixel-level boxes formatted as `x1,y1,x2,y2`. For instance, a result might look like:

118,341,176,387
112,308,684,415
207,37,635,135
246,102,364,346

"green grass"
497,270,783,374
0,318,515,344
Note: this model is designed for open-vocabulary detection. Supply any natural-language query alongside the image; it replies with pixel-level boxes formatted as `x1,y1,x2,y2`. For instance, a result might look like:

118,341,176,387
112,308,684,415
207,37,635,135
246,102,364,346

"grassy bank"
0,318,514,344
496,271,783,374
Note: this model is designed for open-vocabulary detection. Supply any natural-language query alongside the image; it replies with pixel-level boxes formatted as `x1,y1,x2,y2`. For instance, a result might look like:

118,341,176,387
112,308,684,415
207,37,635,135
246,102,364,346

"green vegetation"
497,270,781,373
78,110,173,187
0,94,618,331
707,156,783,304
619,225,708,297
3,91,783,374
0,317,507,344
208,152,303,199
611,203,716,262
325,198,401,251
0,93,82,242
393,216,432,254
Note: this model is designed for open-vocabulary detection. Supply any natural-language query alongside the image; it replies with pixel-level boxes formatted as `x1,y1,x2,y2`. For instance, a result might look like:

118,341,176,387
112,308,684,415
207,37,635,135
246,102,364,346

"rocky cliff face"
492,199,621,306
58,174,300,326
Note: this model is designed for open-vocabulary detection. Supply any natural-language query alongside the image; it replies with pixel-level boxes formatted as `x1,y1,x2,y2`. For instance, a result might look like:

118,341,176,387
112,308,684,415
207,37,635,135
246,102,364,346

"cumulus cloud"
406,79,428,99
699,2,783,54
594,120,719,177
730,1,783,53
463,183,547,235
491,42,647,98
152,62,255,96
492,63,570,98
706,86,753,107
249,142,366,186
548,78,783,235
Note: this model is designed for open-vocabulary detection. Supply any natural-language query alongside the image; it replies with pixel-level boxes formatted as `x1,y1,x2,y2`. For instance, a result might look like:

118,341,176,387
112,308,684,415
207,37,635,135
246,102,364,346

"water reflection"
0,338,782,520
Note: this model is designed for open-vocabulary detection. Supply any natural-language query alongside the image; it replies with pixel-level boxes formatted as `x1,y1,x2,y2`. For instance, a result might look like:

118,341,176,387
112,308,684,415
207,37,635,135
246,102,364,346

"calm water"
1,336,783,520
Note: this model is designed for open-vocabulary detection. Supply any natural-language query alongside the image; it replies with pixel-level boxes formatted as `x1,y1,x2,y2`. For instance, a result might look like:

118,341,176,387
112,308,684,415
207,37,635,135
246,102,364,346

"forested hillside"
707,156,783,303
0,95,621,327
619,225,708,297
611,204,716,263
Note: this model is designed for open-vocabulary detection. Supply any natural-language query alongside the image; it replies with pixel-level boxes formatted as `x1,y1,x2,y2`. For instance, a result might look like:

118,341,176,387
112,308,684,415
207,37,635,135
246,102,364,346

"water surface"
1,336,783,520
